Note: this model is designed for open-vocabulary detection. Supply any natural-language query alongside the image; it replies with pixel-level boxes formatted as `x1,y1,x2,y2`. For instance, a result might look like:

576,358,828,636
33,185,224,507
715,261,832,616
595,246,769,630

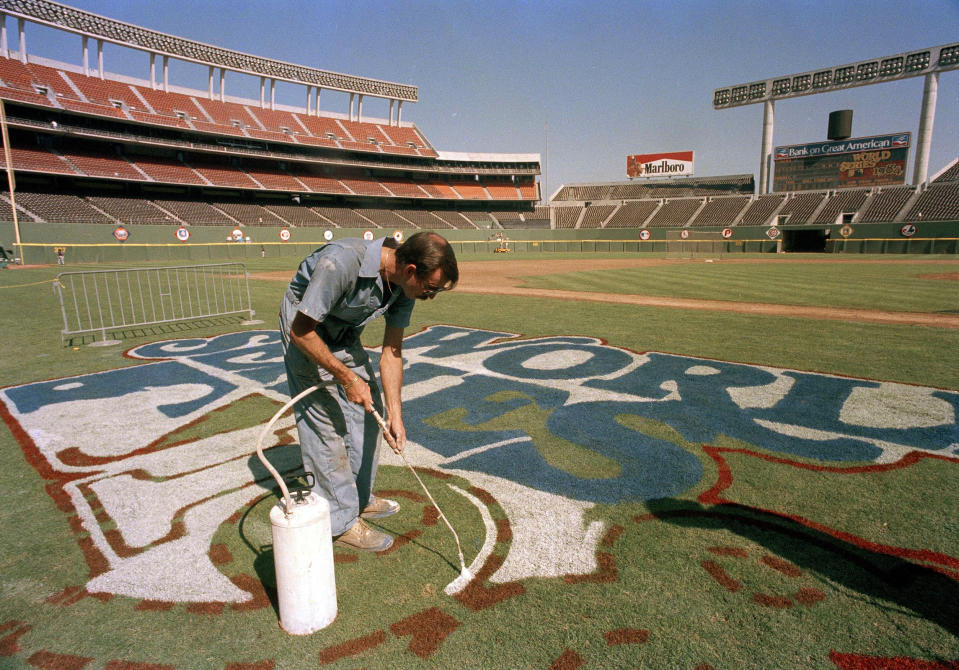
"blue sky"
21,0,959,198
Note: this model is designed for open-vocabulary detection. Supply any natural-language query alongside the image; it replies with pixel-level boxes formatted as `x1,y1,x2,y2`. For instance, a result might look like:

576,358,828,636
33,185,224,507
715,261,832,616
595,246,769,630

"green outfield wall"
1,220,956,264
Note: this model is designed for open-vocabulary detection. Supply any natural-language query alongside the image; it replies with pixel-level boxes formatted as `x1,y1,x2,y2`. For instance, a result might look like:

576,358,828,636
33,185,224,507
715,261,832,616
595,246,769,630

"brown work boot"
333,519,394,552
361,496,400,519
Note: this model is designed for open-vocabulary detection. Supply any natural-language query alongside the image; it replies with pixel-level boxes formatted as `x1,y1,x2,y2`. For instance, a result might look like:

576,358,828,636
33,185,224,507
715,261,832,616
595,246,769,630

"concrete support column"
758,99,774,194
305,86,312,114
17,17,25,64
1,15,7,58
349,93,355,122
314,88,320,116
162,55,169,92
149,53,156,89
208,66,214,98
82,36,89,74
357,94,363,123
259,77,265,106
397,100,403,125
389,99,395,126
219,68,225,102
270,78,275,110
97,39,103,78
913,72,938,187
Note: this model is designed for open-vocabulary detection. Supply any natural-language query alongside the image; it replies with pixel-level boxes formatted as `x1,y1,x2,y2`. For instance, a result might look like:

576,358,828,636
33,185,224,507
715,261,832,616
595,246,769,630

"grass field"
1,251,957,669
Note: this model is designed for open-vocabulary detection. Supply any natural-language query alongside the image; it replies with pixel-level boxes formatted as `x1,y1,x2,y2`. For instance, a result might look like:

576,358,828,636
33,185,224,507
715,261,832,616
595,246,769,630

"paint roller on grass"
369,407,475,595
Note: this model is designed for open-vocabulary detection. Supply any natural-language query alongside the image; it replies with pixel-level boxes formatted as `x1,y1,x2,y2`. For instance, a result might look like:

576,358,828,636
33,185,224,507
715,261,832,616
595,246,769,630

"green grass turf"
1,251,957,668
517,258,959,313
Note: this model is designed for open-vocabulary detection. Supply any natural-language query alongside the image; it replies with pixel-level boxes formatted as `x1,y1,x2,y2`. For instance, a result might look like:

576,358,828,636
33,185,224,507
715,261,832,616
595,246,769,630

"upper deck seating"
59,142,145,181
485,182,521,200
339,178,391,197
312,207,375,228
0,141,77,175
932,159,959,183
379,177,429,198
186,156,261,189
449,179,488,200
131,155,204,185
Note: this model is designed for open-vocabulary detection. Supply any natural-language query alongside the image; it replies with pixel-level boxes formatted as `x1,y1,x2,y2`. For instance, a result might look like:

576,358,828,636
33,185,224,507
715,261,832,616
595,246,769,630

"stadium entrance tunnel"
783,228,829,252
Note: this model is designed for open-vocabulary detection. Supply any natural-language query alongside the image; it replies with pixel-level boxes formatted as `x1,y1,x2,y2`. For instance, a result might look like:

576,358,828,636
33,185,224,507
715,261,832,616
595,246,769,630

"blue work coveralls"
279,237,415,535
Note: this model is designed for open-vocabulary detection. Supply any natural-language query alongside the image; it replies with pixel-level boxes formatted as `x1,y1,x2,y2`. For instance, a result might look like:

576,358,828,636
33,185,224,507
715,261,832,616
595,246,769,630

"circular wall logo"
113,226,129,242
279,229,291,241
363,230,374,241
324,230,334,241
766,226,781,240
899,223,918,238
175,227,190,242
639,229,651,241
680,229,690,239
839,224,854,238
721,227,734,239
393,230,404,243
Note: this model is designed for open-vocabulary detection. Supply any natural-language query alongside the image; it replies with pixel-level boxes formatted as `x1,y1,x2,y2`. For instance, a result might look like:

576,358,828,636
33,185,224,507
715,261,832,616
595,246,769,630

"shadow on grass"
64,315,254,347
646,498,959,638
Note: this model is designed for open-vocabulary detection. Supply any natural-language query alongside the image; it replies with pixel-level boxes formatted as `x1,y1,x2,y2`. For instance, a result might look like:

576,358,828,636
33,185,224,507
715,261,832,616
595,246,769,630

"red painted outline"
699,445,959,578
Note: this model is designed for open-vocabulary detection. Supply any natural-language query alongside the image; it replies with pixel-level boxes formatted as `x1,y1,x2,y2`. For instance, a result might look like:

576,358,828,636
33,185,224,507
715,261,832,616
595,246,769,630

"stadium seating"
775,192,827,225
813,189,869,224
902,182,959,221
155,199,238,225
857,186,915,223
737,194,786,225
553,205,582,229
579,204,615,228
690,196,750,227
604,200,659,228
87,195,180,224
645,199,704,227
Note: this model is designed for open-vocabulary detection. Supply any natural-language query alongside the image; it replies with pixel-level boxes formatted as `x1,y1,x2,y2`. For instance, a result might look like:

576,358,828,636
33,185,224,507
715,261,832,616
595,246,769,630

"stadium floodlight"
713,43,958,108
713,42,959,192
0,0,418,102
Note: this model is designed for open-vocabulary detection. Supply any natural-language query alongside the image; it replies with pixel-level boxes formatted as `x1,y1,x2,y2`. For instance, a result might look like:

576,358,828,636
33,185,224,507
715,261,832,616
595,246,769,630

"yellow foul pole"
0,98,22,264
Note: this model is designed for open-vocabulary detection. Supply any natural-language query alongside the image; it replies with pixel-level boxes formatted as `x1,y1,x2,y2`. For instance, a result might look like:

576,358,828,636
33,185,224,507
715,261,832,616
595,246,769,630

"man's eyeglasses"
421,283,451,297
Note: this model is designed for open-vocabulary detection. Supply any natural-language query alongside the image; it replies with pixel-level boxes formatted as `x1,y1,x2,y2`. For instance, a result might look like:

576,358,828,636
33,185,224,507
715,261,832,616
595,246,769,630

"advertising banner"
627,151,694,179
773,133,910,191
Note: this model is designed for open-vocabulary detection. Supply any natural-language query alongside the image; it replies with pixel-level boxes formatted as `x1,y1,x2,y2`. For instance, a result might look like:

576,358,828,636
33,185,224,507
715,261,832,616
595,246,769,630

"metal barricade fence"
54,263,258,345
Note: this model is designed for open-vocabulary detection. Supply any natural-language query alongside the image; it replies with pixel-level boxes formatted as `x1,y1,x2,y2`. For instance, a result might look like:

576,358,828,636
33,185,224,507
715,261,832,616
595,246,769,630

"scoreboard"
773,133,910,191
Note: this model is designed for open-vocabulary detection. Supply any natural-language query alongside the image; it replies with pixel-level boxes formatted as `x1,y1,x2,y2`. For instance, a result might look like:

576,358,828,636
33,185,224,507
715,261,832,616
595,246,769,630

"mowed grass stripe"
519,262,959,313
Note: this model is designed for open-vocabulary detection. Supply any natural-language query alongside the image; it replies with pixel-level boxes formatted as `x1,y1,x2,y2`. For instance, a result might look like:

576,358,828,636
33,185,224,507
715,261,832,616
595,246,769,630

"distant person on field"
280,231,458,551
56,248,65,265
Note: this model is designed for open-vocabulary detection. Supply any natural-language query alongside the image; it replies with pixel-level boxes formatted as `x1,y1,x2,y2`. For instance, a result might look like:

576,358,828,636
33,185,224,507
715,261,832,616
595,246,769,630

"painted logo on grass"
1,326,957,604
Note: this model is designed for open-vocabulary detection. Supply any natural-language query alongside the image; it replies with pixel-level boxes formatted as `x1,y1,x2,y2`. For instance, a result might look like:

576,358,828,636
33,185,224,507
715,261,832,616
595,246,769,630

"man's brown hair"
396,232,458,288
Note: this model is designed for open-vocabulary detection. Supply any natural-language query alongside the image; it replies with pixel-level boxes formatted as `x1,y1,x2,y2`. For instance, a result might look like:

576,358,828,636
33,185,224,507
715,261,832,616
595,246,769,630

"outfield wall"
1,220,956,264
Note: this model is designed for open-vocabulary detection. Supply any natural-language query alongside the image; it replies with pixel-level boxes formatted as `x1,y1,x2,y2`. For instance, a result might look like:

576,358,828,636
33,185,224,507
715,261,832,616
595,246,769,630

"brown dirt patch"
250,257,959,329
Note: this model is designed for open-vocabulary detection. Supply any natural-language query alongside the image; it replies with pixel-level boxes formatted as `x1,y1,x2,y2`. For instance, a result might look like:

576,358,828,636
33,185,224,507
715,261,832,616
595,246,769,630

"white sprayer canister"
270,492,337,634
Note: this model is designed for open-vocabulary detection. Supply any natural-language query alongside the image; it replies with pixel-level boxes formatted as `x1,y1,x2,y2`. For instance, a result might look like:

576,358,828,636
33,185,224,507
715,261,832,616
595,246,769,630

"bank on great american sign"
1,326,956,602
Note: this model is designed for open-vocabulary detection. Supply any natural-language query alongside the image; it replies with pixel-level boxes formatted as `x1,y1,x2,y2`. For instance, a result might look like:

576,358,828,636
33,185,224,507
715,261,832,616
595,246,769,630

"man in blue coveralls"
280,231,458,551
